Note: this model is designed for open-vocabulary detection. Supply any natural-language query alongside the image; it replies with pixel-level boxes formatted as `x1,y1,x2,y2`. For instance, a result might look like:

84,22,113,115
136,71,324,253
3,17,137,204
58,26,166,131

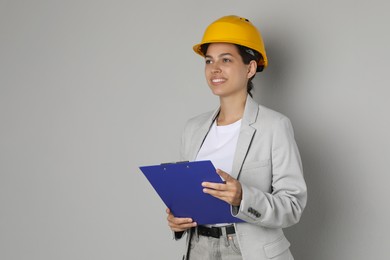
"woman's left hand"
202,169,242,206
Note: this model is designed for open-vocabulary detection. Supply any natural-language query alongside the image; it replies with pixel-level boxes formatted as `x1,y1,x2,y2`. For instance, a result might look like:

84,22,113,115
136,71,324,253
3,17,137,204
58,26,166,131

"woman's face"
204,43,255,98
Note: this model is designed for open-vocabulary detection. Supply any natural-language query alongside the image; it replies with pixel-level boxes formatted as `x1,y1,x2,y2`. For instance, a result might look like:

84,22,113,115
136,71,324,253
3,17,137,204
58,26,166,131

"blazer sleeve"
232,117,307,228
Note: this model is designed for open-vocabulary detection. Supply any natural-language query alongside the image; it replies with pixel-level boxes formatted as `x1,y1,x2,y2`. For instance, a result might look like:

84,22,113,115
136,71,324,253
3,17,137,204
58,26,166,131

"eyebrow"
205,53,234,59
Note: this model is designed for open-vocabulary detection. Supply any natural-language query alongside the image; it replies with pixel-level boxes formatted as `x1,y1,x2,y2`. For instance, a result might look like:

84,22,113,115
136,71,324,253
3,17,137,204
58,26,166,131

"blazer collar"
242,95,259,126
208,95,259,126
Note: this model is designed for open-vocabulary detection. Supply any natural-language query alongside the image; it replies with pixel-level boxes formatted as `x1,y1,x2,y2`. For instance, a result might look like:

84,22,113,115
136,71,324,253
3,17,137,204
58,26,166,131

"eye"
223,58,231,63
205,59,212,64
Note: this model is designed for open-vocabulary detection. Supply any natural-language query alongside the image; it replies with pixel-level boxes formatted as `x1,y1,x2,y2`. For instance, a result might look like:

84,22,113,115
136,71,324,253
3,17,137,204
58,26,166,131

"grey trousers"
188,227,243,260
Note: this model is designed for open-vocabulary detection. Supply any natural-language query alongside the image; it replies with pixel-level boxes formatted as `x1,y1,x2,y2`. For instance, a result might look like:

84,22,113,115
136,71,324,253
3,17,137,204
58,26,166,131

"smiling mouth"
211,78,226,83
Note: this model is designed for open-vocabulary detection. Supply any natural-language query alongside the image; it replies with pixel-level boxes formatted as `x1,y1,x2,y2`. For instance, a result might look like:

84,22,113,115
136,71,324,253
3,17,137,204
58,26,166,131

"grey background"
1,0,389,259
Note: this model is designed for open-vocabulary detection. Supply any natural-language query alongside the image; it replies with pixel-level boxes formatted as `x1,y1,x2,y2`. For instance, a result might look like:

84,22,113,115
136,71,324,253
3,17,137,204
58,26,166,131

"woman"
166,15,307,260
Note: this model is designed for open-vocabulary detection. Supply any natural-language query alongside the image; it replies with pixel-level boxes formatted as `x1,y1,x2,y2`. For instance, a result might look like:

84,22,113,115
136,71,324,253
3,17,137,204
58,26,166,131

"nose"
211,62,222,74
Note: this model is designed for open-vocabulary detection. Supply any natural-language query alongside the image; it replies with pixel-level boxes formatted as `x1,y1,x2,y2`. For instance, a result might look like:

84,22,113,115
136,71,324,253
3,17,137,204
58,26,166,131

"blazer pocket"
243,159,270,170
264,236,291,258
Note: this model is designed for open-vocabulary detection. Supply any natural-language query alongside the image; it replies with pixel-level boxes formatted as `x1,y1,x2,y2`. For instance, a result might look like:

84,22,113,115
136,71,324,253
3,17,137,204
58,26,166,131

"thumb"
216,168,233,181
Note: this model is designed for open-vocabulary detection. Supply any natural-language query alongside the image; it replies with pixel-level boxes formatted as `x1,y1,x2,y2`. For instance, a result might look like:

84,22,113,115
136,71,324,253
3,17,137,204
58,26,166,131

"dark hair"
200,43,263,97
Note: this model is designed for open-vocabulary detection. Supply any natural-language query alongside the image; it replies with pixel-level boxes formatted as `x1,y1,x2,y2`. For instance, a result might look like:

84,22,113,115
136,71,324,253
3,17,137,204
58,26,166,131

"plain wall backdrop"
1,0,389,259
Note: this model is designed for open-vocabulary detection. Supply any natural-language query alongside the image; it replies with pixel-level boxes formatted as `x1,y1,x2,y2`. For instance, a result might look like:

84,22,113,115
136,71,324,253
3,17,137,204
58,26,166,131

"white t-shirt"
195,119,242,226
196,119,242,174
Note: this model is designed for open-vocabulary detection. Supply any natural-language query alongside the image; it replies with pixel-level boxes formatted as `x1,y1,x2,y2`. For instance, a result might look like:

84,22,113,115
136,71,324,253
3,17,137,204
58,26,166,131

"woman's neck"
217,93,247,126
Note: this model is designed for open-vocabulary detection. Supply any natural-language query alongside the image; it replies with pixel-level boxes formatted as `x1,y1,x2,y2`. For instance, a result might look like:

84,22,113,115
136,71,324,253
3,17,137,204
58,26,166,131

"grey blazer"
178,96,307,260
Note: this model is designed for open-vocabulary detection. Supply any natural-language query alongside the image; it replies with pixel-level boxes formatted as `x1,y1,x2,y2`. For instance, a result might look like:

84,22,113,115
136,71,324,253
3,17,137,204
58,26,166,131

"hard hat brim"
193,41,268,69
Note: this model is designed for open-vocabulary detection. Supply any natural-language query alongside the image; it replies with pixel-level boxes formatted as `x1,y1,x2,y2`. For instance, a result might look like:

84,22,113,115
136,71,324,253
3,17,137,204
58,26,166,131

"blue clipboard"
139,160,244,225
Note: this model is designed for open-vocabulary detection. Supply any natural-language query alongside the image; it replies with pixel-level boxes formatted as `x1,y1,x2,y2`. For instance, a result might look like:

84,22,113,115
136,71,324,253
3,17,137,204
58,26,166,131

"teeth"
212,79,225,83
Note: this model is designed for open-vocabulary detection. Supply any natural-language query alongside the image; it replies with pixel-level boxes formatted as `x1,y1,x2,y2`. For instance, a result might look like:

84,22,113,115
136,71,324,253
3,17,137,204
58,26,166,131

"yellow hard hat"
193,15,268,70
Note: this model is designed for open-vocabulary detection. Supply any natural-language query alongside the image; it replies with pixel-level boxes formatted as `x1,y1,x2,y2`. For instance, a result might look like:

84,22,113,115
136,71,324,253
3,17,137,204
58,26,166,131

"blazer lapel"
230,96,259,179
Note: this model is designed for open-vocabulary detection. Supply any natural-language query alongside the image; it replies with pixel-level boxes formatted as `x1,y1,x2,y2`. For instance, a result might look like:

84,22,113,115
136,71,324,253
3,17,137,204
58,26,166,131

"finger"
169,220,197,228
201,181,226,190
168,218,197,231
216,168,234,181
203,187,225,197
167,213,193,225
170,221,197,232
173,217,194,225
166,208,176,219
203,188,232,205
203,187,239,205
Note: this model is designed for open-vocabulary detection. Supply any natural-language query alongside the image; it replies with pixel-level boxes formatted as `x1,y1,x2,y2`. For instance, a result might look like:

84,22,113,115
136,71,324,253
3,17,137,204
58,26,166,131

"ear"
247,60,257,78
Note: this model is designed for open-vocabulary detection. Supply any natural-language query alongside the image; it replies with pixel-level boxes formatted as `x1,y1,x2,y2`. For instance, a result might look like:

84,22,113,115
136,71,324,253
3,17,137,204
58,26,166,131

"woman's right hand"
166,208,197,232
